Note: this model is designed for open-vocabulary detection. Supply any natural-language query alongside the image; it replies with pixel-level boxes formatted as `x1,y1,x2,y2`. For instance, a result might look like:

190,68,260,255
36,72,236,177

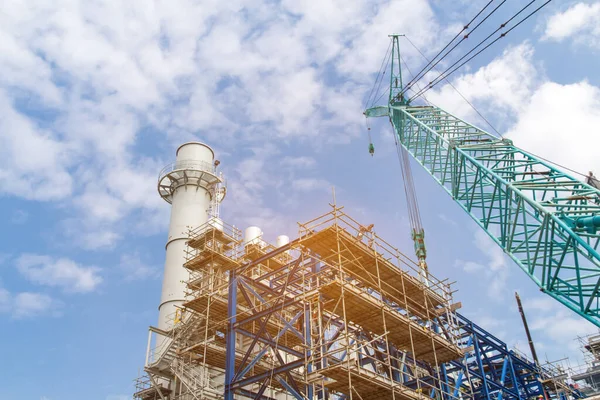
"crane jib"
372,104,600,326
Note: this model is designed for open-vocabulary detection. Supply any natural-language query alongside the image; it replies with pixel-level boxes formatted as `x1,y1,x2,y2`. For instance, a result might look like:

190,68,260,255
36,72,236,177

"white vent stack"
157,142,222,332
276,235,290,247
244,226,263,246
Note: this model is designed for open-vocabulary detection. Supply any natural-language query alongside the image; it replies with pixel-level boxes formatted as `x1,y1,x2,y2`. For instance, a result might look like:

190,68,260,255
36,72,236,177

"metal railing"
158,160,216,180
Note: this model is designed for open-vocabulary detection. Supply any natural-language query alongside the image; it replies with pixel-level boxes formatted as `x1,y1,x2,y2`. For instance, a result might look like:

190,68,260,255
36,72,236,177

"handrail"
158,160,217,180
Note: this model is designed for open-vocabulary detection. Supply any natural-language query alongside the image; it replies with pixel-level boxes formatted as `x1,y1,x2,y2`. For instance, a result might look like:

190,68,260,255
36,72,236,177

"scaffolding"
135,206,581,400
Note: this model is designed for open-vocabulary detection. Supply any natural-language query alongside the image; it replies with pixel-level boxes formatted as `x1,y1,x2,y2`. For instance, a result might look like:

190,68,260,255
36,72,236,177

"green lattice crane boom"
365,35,600,327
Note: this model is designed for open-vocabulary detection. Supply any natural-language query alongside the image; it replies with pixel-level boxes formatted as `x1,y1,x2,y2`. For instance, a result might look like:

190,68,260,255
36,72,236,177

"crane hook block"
369,143,375,156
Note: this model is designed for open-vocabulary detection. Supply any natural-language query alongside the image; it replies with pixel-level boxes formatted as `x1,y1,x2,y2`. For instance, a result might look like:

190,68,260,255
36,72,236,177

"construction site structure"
567,333,600,398
135,144,581,399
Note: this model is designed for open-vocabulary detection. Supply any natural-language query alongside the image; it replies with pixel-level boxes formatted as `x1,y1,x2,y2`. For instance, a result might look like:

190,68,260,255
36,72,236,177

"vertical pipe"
224,271,238,400
305,302,314,399
145,329,152,366
497,356,509,400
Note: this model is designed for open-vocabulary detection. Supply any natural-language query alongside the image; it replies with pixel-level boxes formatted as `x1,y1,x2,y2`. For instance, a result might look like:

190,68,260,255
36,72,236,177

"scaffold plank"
184,293,304,347
184,247,240,271
314,364,427,400
301,226,445,313
188,226,239,250
244,243,290,270
319,279,462,364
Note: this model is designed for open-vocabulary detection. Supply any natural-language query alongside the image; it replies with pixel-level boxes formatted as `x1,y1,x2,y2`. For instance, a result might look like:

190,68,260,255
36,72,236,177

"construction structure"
134,141,582,400
568,334,600,398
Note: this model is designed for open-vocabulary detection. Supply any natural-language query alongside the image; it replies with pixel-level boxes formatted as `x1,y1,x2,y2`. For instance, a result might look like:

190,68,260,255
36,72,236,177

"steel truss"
367,103,600,326
441,313,578,400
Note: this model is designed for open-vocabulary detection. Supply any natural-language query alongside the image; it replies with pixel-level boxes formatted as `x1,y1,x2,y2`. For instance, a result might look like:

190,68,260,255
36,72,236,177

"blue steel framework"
441,313,580,400
366,35,600,327
214,208,579,400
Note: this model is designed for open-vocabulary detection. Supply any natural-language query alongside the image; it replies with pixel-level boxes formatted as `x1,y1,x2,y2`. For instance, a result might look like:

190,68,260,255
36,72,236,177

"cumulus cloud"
0,0,444,250
526,295,597,355
505,81,600,175
281,156,317,169
119,253,160,282
544,2,600,46
292,178,331,192
455,230,510,300
427,39,600,178
0,288,63,319
13,292,63,319
16,254,102,293
427,43,540,127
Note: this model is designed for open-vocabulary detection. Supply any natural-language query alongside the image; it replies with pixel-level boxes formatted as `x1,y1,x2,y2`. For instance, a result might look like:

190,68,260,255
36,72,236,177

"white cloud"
426,39,600,181
16,254,102,293
527,294,597,355
544,2,600,45
12,292,63,319
0,90,73,201
456,230,510,300
505,81,600,176
281,156,317,169
427,43,540,126
0,0,443,250
292,178,331,192
119,253,160,282
0,287,62,318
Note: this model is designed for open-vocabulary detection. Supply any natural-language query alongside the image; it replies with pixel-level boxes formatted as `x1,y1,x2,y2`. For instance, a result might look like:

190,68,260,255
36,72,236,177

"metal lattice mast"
365,36,600,327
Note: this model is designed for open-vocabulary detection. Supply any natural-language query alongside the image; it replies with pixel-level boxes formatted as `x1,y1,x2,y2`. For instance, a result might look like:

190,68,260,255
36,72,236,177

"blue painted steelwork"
365,34,600,327
223,256,309,400
441,313,545,400
224,271,238,400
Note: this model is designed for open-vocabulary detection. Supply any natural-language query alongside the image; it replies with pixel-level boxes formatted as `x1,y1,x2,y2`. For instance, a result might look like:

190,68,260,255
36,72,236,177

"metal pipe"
515,291,540,367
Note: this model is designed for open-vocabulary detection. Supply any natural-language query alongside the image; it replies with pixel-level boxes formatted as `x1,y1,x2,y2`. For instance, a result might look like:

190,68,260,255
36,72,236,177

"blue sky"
2,0,600,399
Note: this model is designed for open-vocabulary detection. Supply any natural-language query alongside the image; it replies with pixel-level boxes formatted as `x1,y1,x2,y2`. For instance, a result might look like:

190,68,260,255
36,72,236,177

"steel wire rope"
402,37,594,181
401,0,498,93
409,0,552,102
395,53,427,232
365,39,393,110
403,1,594,195
401,0,506,97
404,35,503,138
370,46,395,107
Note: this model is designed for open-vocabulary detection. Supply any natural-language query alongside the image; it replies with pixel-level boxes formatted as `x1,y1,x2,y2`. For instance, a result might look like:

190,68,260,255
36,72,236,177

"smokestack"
157,142,222,331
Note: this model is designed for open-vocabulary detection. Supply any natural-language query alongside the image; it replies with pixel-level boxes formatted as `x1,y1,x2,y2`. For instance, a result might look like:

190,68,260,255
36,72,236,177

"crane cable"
365,40,393,110
401,0,507,97
403,35,504,138
402,41,597,195
393,54,430,282
409,0,553,102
